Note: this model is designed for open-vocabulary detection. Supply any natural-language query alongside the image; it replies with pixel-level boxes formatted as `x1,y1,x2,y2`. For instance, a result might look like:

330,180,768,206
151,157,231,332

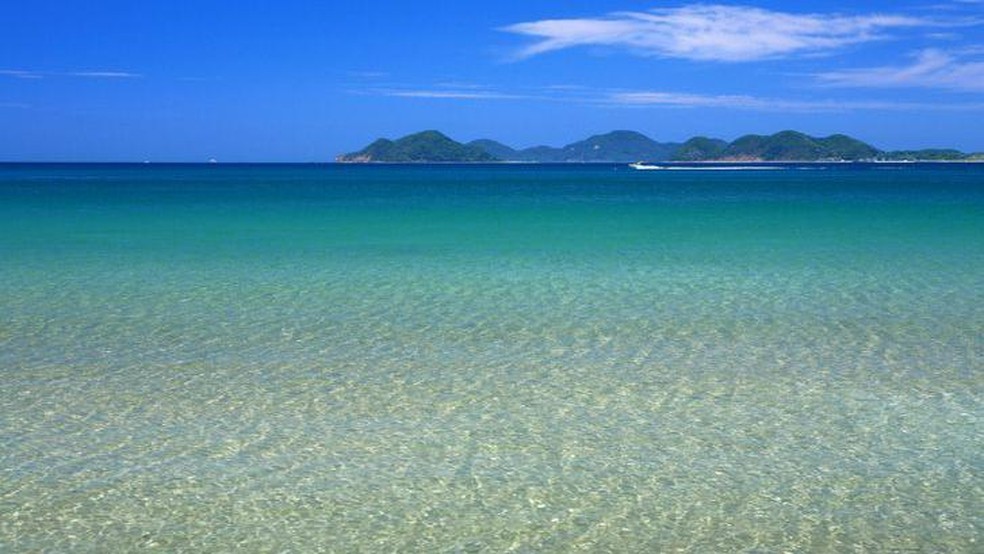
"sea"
1,162,981,552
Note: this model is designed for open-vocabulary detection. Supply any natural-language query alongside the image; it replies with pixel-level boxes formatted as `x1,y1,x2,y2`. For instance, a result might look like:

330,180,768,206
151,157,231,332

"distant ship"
629,162,665,170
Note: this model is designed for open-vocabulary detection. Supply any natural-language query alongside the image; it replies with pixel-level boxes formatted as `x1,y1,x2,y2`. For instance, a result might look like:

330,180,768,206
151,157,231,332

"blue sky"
1,0,982,161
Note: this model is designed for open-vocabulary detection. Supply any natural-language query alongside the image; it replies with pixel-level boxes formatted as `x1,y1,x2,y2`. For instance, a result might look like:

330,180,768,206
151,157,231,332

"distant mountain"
716,130,880,161
672,136,728,161
512,145,565,162
557,130,680,162
337,130,495,162
469,130,680,162
339,129,978,163
466,139,516,161
878,149,968,161
819,134,882,160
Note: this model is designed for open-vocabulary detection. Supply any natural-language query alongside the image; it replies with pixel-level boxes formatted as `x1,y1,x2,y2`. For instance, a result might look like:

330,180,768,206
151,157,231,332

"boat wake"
630,162,783,171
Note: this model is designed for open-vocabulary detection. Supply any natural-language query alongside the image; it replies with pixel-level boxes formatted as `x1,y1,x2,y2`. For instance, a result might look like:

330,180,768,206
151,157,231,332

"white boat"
629,162,665,170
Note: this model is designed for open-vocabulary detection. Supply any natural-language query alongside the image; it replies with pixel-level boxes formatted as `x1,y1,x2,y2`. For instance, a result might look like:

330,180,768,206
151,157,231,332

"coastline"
331,158,984,165
3,159,984,166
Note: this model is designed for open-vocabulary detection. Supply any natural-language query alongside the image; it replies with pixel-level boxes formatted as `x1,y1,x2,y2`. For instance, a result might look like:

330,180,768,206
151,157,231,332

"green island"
337,129,984,163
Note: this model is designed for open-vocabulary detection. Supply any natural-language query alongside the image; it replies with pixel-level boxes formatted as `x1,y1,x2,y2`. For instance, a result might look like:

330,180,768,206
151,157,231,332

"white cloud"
0,70,44,79
382,89,525,100
347,70,389,79
354,83,529,100
69,71,142,78
0,69,141,79
815,49,984,91
609,90,984,111
352,80,984,111
503,4,929,62
612,91,775,109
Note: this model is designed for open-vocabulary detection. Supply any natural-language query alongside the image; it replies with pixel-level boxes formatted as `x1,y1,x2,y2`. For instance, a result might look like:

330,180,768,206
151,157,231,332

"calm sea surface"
1,163,981,551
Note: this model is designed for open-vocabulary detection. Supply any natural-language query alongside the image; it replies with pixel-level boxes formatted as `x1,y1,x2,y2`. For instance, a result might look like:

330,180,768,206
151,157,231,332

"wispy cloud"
502,4,931,62
608,90,984,111
0,69,142,79
347,70,389,79
354,80,984,111
350,77,984,111
0,101,31,109
68,71,142,78
611,91,783,109
371,88,526,100
815,49,984,91
0,70,44,79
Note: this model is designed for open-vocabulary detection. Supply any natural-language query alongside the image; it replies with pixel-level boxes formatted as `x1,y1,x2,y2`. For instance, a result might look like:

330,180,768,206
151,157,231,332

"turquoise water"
1,163,981,551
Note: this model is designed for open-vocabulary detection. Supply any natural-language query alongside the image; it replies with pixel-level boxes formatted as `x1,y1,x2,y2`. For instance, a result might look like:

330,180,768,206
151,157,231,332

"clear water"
1,163,981,551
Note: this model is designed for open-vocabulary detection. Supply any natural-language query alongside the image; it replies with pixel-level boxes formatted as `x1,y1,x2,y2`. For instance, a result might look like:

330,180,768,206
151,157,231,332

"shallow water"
1,163,981,551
